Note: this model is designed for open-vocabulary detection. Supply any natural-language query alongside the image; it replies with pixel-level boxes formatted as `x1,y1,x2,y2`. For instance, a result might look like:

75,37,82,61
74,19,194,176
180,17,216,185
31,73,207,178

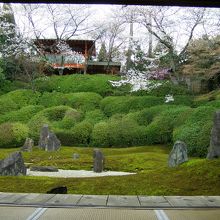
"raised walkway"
0,193,220,220
0,192,220,208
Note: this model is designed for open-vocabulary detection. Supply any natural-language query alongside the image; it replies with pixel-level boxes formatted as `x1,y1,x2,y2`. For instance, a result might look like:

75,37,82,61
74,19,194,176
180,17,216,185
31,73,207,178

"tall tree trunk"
126,15,134,72
148,13,153,58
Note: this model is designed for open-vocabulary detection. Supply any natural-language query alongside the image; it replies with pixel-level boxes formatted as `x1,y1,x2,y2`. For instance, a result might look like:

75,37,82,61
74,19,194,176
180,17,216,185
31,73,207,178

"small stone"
30,166,58,172
207,111,220,159
93,149,104,173
0,152,26,176
38,124,61,151
73,153,80,160
168,141,188,167
21,138,34,152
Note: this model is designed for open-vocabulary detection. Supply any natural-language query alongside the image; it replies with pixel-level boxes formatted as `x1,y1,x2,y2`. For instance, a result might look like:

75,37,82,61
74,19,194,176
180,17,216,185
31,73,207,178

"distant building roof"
34,39,96,56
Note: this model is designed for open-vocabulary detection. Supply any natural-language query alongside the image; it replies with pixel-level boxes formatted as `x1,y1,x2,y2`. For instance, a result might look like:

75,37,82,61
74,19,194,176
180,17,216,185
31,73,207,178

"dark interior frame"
1,0,220,7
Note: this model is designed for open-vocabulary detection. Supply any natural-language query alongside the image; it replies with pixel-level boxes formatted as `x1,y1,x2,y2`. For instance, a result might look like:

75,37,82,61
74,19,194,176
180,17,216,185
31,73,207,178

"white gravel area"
27,169,136,178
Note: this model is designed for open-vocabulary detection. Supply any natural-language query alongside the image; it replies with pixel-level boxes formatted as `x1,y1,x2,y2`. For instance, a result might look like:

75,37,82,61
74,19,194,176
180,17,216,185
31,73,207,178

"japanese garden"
0,3,219,196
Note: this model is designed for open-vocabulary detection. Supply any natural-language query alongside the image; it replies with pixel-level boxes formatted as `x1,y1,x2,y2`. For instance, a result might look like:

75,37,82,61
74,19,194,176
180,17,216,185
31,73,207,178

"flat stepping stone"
30,166,58,172
0,193,27,204
203,196,220,207
107,195,140,207
138,196,172,207
165,196,209,207
77,195,108,206
16,193,55,205
46,194,82,205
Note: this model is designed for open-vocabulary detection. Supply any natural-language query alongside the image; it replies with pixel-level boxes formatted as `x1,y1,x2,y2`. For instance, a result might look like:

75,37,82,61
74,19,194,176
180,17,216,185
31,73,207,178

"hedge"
56,121,93,146
133,81,190,96
101,96,163,117
84,109,106,125
2,89,40,108
28,114,51,141
91,117,147,147
35,105,72,122
38,92,103,112
173,106,216,157
0,96,18,115
0,105,44,124
145,106,192,144
59,109,83,129
124,105,183,127
64,92,102,112
34,74,129,96
0,122,29,148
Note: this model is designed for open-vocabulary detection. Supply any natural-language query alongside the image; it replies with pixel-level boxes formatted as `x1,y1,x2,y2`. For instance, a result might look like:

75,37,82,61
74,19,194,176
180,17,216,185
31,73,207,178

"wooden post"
84,41,88,74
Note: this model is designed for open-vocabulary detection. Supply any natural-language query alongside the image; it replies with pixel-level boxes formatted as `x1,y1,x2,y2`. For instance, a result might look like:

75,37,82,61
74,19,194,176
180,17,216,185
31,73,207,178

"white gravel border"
27,169,136,178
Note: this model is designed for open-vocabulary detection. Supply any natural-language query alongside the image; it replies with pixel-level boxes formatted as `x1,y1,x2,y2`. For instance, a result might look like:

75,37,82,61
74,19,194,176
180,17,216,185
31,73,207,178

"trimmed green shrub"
55,129,76,146
84,109,106,125
168,95,193,106
0,105,44,124
59,109,83,129
91,121,111,147
37,105,72,121
34,74,129,96
0,122,29,148
28,114,51,141
146,106,192,144
71,121,93,146
38,92,102,112
0,96,18,115
38,92,67,107
2,89,40,108
125,105,182,127
173,106,216,157
101,96,163,117
65,92,102,112
56,121,93,146
91,117,147,147
133,81,190,96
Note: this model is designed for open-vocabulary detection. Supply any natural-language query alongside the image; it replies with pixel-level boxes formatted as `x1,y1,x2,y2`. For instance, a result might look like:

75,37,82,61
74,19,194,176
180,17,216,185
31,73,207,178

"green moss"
0,146,219,195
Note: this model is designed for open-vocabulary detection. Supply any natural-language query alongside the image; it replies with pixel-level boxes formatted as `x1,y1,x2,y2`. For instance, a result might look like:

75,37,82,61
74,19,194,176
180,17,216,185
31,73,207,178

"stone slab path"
0,192,220,208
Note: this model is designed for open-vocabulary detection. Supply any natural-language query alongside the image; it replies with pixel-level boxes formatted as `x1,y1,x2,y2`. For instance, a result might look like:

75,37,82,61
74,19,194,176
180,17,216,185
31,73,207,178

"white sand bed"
27,169,136,178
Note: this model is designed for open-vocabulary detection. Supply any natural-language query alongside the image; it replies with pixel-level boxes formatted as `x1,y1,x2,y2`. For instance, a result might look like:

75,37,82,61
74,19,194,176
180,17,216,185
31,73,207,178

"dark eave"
2,1,220,8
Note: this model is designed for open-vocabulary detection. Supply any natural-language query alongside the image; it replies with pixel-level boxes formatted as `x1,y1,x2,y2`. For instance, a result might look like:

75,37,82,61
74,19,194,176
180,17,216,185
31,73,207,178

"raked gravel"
27,169,136,178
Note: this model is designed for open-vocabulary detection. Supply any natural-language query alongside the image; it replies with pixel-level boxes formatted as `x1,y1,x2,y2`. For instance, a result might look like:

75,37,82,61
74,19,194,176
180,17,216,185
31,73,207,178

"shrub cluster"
101,96,163,117
55,121,93,146
34,74,130,96
91,117,147,147
0,105,44,124
38,92,102,112
145,106,192,144
173,106,216,157
0,122,29,148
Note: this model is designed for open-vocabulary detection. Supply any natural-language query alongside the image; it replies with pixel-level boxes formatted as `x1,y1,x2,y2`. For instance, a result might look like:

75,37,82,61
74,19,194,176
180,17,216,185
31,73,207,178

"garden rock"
73,153,80,160
38,124,61,151
47,186,67,194
168,141,188,167
93,149,104,173
0,151,26,176
21,138,34,152
30,166,58,172
207,111,220,159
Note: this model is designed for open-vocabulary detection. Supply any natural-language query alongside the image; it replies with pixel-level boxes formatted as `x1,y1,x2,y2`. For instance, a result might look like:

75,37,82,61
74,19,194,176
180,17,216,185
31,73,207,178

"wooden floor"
0,206,220,220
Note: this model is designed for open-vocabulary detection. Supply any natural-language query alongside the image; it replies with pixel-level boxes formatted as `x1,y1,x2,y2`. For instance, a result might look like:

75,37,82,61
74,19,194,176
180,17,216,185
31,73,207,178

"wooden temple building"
34,39,121,75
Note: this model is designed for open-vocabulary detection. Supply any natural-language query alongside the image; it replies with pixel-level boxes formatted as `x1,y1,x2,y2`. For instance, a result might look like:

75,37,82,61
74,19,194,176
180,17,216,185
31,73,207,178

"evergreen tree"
97,43,107,62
